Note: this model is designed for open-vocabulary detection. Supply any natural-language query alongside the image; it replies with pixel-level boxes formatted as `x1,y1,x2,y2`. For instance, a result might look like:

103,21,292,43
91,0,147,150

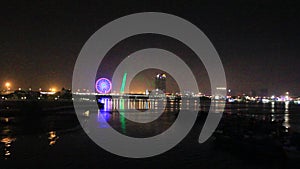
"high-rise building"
155,73,166,92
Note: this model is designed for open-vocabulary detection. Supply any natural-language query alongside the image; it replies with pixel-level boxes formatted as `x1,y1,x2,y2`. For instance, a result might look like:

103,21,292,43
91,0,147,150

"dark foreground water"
1,102,300,169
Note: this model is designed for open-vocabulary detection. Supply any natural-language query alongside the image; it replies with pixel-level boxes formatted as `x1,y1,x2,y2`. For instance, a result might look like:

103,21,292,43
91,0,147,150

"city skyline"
1,1,300,167
1,0,299,95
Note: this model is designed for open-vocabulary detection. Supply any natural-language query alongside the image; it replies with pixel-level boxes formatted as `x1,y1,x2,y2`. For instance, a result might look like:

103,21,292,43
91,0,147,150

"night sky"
1,0,299,95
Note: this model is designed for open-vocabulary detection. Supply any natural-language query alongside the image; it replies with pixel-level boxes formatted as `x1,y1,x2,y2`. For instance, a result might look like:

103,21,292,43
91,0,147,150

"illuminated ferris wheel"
95,78,112,94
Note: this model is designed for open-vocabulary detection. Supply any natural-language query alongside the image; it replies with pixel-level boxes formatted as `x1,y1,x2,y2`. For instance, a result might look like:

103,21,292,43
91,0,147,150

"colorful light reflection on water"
119,99,126,133
97,98,126,133
97,110,111,128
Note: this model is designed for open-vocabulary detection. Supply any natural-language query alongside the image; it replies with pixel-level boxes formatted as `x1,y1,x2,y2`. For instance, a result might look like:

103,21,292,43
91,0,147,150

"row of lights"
3,82,57,92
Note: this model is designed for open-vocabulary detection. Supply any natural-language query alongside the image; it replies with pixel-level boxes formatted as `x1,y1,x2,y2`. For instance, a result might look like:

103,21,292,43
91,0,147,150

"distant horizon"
1,1,299,95
1,84,298,97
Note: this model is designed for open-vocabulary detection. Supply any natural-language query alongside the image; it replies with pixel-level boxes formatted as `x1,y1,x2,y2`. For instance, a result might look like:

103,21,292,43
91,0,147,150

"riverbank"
0,100,74,116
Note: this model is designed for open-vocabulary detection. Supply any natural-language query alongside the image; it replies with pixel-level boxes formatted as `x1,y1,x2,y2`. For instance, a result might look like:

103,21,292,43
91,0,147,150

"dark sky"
1,0,299,95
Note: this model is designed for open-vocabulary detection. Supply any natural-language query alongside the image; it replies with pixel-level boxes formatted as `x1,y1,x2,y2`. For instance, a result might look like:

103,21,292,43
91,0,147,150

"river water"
0,100,300,169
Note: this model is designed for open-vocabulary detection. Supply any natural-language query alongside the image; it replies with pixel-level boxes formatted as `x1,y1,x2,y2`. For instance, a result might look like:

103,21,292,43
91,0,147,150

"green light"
120,72,127,93
119,99,126,134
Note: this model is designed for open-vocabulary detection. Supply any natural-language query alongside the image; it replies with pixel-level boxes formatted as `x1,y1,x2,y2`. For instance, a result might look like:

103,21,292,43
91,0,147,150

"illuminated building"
155,73,166,93
215,87,227,99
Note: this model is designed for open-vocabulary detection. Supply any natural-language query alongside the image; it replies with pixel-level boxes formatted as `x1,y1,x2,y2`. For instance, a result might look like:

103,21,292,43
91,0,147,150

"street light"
49,87,56,92
5,82,11,90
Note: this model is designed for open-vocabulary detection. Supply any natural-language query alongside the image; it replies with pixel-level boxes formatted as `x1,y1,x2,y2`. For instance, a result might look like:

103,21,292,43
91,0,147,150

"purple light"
95,78,112,94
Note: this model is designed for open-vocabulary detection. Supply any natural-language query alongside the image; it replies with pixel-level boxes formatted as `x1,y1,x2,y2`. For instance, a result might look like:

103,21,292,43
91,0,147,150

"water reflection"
96,99,126,133
270,101,275,122
48,131,59,146
0,116,15,159
0,137,16,159
91,98,180,137
94,98,300,136
97,111,110,128
0,109,80,159
0,99,299,163
282,101,290,131
100,98,191,111
285,101,289,110
119,99,126,133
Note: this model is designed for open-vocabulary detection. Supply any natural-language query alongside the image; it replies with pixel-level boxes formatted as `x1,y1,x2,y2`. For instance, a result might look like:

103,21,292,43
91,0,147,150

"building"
155,73,166,93
215,87,227,99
